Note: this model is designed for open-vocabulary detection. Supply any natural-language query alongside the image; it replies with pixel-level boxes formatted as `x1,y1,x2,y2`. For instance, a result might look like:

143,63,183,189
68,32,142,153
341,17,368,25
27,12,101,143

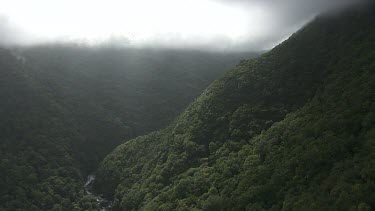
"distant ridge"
95,4,375,210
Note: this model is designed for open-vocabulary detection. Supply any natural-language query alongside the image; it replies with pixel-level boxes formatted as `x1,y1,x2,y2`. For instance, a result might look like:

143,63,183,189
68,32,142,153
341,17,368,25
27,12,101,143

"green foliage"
19,47,256,171
95,5,375,211
0,46,254,210
0,49,97,210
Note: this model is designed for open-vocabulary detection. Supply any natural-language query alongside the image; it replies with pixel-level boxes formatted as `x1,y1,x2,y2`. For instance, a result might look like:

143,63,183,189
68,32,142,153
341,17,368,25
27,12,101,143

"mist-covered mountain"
94,4,375,211
18,46,257,171
0,46,257,210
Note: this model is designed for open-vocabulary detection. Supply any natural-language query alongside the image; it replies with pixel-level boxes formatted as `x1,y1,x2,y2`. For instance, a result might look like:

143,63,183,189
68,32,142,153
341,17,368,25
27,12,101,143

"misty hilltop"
0,45,258,210
0,1,374,211
0,0,368,51
94,4,375,210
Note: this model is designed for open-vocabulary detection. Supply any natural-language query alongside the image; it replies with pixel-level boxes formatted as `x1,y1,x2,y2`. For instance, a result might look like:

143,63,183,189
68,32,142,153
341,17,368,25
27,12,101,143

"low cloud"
0,0,368,51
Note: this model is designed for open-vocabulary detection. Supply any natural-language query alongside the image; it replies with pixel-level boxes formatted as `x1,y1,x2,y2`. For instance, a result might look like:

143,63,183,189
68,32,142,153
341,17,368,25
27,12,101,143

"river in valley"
84,174,113,210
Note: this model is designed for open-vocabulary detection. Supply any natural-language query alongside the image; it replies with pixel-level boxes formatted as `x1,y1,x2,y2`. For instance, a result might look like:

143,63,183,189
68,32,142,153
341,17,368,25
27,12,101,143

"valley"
0,2,374,211
0,47,256,210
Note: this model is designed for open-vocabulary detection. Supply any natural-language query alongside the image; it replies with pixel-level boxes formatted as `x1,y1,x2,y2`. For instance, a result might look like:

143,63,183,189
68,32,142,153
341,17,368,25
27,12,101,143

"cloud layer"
0,0,366,51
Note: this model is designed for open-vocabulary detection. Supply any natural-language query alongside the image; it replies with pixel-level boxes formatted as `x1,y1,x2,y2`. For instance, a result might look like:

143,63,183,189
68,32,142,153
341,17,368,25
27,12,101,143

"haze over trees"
0,1,374,211
0,46,256,210
95,5,375,210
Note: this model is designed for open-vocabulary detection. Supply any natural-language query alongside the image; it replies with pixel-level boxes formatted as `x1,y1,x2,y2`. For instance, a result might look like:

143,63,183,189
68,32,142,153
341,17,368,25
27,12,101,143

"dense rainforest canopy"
0,2,374,211
94,4,375,211
0,46,254,210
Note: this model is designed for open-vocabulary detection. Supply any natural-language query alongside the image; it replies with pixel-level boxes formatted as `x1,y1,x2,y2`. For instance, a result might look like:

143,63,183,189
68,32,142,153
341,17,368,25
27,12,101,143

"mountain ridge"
94,4,375,210
0,46,256,210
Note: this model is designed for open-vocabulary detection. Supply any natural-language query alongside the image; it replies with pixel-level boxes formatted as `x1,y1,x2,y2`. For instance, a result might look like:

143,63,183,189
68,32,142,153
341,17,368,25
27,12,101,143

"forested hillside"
95,4,375,210
19,47,255,171
0,46,254,210
0,48,90,210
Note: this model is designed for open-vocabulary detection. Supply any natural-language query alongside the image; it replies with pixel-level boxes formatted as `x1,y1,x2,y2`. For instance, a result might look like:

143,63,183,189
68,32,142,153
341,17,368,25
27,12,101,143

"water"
84,174,113,211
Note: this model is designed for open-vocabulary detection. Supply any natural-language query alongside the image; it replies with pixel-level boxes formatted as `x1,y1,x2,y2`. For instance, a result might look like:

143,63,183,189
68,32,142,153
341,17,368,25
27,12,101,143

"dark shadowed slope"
95,4,375,210
0,48,90,210
19,47,257,171
0,46,257,210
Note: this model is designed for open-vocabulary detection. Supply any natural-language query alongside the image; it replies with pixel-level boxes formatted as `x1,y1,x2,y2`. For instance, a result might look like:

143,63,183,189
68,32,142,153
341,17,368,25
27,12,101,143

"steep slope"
0,49,93,210
18,47,256,171
0,47,256,210
95,5,375,210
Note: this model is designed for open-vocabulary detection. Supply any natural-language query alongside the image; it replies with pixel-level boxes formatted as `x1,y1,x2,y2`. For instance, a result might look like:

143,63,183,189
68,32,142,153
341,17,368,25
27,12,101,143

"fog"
0,0,366,51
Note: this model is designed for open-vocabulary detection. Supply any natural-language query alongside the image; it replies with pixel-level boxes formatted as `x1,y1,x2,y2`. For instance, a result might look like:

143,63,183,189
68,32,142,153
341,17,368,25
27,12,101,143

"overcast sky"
0,0,364,51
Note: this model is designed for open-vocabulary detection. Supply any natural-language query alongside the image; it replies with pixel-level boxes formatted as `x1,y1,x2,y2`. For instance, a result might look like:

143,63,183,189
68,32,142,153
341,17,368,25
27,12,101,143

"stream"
84,174,113,210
